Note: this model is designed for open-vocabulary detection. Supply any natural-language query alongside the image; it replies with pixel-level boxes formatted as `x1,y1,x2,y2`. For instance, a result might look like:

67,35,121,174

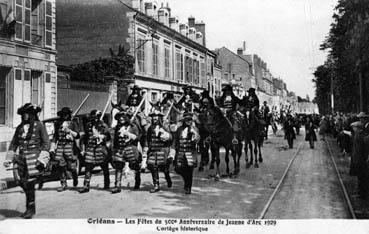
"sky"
166,0,338,99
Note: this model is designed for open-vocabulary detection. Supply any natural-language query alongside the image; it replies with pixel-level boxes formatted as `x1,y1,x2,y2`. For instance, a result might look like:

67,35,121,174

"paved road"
264,138,351,219
0,128,345,219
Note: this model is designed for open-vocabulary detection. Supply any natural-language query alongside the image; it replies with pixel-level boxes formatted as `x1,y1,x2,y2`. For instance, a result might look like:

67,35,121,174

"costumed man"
171,111,200,194
284,114,296,149
111,106,141,193
261,101,271,139
176,85,200,112
3,103,50,219
126,85,149,151
79,110,111,193
243,88,260,118
141,104,173,193
52,107,80,192
217,84,241,143
161,91,181,133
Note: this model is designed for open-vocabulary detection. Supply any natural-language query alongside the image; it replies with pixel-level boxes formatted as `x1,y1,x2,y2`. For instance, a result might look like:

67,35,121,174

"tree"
70,45,135,84
317,0,369,113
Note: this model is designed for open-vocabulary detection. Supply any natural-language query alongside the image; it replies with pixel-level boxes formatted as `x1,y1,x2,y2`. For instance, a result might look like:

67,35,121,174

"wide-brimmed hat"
179,112,194,121
17,103,41,115
222,84,232,92
57,107,73,117
351,121,363,128
90,109,102,118
247,88,256,93
115,105,134,120
149,101,164,117
357,112,369,118
130,85,142,91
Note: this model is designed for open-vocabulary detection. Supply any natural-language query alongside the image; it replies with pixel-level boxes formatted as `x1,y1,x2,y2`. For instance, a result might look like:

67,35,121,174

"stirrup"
232,138,238,145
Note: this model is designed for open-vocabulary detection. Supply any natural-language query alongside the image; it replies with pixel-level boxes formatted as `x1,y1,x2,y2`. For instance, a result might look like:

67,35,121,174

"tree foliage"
70,45,135,84
315,0,369,113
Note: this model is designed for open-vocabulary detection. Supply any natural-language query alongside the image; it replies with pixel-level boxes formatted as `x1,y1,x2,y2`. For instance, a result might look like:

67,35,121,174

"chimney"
169,17,179,31
243,41,246,51
194,20,206,47
237,48,243,56
188,16,195,27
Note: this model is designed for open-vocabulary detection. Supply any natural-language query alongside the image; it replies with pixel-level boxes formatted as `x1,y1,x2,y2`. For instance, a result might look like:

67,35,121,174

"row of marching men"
2,85,202,219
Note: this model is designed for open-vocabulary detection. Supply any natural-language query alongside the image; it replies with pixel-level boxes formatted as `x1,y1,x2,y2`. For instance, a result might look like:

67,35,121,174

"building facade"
214,47,253,98
57,0,216,112
0,0,57,144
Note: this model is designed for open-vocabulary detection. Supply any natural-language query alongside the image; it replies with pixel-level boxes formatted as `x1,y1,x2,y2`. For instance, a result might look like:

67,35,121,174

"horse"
241,109,264,168
195,105,238,180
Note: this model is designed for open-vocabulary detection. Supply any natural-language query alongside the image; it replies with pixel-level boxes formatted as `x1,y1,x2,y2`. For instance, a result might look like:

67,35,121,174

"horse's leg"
254,139,259,168
258,138,263,163
249,141,254,166
244,140,250,168
225,148,230,176
214,144,221,181
209,142,215,170
232,146,238,176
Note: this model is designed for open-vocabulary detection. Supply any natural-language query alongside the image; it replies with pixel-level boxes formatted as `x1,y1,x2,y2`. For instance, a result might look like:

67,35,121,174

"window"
137,39,146,73
15,0,23,40
45,1,52,47
185,56,193,84
193,60,199,85
227,63,232,73
152,42,158,76
151,92,157,101
164,47,170,79
176,51,184,82
30,70,38,105
0,68,7,124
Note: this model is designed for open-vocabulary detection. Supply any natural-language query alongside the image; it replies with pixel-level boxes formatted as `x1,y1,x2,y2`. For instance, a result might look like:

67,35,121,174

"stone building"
57,0,216,113
214,46,253,98
0,0,57,148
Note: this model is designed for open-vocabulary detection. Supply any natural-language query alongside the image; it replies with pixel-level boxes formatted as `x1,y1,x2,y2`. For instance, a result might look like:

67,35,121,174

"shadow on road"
0,209,22,219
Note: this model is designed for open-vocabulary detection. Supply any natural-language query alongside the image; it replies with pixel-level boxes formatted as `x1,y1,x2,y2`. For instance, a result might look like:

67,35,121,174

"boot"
103,164,110,190
185,187,191,194
164,171,172,188
134,171,141,190
57,181,67,192
150,170,160,193
37,176,44,190
79,180,90,193
111,170,122,194
21,184,36,219
72,169,78,187
57,167,68,192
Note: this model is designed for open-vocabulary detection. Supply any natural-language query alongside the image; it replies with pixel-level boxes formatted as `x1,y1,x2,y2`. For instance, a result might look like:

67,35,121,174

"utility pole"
331,74,334,114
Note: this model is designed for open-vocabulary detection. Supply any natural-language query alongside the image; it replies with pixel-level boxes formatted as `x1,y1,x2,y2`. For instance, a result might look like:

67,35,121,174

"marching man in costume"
171,111,200,194
141,103,173,193
111,106,141,193
52,107,80,192
3,103,50,219
79,110,111,193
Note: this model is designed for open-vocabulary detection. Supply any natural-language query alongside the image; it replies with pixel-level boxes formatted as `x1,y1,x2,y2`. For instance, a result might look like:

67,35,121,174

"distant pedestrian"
319,116,329,140
284,115,296,149
305,117,317,149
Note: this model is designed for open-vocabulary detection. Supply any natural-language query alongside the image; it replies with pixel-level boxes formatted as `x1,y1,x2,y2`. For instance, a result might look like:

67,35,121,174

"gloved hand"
3,160,11,168
141,158,147,170
37,151,50,168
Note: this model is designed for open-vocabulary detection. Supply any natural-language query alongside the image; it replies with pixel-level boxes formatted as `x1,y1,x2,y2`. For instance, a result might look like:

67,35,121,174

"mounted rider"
217,84,242,143
3,103,50,219
79,110,111,193
141,102,173,193
243,87,260,118
52,107,80,192
111,106,141,193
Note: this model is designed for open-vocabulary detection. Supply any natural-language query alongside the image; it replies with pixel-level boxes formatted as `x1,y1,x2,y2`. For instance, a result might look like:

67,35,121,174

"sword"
72,93,90,118
100,93,113,121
